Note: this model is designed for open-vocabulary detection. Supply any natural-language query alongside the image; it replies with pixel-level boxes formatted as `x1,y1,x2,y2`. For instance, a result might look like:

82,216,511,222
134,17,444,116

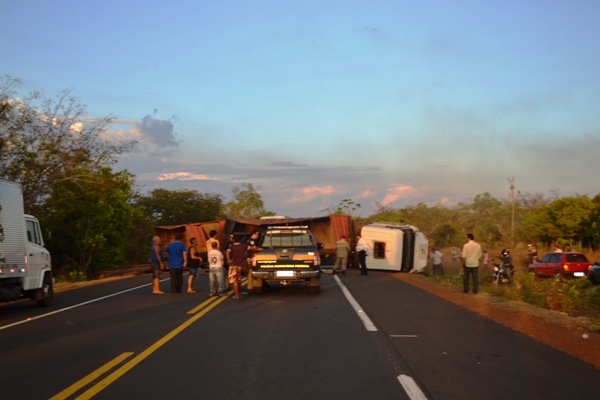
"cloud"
133,113,179,147
69,122,83,133
380,184,417,206
157,172,219,181
286,185,336,203
356,189,374,199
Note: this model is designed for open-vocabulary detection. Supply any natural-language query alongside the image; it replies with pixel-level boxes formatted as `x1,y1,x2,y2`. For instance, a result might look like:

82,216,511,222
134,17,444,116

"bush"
68,269,87,282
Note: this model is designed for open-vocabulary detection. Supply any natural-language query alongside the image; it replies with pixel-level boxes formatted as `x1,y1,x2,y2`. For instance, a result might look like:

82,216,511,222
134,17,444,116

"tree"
223,183,275,219
0,76,136,211
547,196,594,247
135,188,224,226
321,198,362,215
42,167,138,276
582,194,600,249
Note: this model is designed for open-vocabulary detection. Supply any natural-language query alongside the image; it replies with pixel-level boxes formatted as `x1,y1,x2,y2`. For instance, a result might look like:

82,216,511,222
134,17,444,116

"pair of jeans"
169,268,183,293
463,266,479,293
358,250,368,275
209,267,226,294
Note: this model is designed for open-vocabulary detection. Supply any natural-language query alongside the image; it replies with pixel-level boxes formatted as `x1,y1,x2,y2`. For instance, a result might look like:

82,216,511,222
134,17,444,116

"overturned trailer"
153,215,354,265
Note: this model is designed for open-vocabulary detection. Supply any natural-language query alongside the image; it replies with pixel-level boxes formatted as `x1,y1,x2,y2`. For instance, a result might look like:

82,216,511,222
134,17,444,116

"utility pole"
508,177,515,246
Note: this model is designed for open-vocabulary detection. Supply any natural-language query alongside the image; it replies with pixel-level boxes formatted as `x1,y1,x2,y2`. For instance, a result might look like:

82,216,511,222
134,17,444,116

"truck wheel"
37,275,53,307
249,286,263,294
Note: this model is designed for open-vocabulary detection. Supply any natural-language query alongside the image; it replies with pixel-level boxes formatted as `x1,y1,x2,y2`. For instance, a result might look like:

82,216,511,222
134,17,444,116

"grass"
431,245,600,333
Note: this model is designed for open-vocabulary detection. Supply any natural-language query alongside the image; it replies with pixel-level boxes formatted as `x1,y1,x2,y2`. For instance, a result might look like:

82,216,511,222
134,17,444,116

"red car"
529,252,591,279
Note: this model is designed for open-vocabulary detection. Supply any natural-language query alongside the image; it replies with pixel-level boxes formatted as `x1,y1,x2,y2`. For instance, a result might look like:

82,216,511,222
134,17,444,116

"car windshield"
566,253,588,262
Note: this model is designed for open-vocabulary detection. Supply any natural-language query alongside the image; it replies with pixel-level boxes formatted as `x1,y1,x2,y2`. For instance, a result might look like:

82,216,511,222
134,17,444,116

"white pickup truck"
0,178,53,306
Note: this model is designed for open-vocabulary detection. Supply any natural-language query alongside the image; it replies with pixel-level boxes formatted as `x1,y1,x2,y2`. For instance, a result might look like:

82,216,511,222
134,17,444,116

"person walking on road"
334,236,351,276
461,233,482,294
227,234,248,299
356,234,371,276
186,237,202,293
166,233,187,293
150,236,165,295
245,230,262,291
208,241,226,296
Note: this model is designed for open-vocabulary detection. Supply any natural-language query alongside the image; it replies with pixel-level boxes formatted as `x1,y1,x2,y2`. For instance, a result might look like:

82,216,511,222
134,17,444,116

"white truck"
0,178,53,306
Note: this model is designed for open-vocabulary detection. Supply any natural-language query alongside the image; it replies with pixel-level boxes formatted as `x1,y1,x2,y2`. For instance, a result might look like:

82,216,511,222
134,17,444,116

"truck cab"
0,179,53,306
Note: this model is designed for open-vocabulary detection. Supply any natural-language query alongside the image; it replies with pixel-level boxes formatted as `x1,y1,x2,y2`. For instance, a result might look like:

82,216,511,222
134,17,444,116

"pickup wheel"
37,275,54,307
309,278,321,294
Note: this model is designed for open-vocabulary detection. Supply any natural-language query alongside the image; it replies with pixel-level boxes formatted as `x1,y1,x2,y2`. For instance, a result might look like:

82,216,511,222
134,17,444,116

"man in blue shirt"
166,233,187,293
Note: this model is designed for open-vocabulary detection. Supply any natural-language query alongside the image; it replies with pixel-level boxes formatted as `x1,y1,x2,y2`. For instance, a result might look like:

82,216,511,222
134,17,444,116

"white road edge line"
333,275,377,332
398,374,428,400
0,280,161,331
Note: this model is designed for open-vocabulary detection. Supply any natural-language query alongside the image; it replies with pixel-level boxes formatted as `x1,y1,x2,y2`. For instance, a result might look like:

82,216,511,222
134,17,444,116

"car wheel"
37,274,53,307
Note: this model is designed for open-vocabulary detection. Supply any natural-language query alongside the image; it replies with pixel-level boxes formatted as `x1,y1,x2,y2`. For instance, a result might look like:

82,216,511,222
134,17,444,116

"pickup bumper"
252,269,320,280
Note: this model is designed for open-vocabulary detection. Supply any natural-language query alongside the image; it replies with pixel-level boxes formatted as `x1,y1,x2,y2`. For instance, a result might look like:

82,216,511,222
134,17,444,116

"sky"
2,0,600,217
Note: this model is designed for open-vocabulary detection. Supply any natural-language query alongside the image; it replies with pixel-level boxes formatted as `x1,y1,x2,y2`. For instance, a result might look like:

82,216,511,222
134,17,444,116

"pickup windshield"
261,231,314,248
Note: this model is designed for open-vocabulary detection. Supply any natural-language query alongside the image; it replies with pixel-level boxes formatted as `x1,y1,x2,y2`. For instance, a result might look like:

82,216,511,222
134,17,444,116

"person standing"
166,233,187,293
224,233,235,270
461,233,482,294
451,247,459,265
206,230,220,255
430,247,444,276
186,237,202,293
227,234,248,299
483,250,489,269
356,234,371,276
245,230,262,291
208,241,226,296
334,236,351,276
150,236,165,295
528,244,538,264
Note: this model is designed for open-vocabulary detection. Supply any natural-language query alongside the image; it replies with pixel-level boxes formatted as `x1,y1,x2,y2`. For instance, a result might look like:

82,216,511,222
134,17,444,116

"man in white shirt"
461,233,482,294
356,234,371,276
207,241,225,296
430,248,444,276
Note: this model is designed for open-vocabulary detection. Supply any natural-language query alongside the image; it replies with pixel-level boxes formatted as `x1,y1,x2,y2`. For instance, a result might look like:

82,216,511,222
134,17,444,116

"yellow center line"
51,281,247,399
49,352,134,400
75,295,230,399
187,278,247,314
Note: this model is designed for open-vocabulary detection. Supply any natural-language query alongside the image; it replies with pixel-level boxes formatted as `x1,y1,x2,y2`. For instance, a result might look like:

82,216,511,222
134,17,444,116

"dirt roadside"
392,272,600,370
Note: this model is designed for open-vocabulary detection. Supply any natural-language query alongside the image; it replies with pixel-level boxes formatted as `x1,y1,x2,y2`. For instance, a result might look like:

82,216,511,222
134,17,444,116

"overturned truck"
153,215,355,266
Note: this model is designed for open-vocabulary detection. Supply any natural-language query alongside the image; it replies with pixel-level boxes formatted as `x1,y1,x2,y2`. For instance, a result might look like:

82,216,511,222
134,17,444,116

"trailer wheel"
37,275,53,307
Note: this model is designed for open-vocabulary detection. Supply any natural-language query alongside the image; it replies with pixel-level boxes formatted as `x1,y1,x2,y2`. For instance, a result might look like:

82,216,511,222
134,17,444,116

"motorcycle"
492,259,514,286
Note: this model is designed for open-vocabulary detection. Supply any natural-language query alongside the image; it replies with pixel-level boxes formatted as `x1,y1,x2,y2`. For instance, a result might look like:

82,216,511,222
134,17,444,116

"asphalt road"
1,270,598,400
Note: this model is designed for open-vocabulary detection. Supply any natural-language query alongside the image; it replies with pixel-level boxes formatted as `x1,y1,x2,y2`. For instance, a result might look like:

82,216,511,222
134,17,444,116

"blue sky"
2,0,599,217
